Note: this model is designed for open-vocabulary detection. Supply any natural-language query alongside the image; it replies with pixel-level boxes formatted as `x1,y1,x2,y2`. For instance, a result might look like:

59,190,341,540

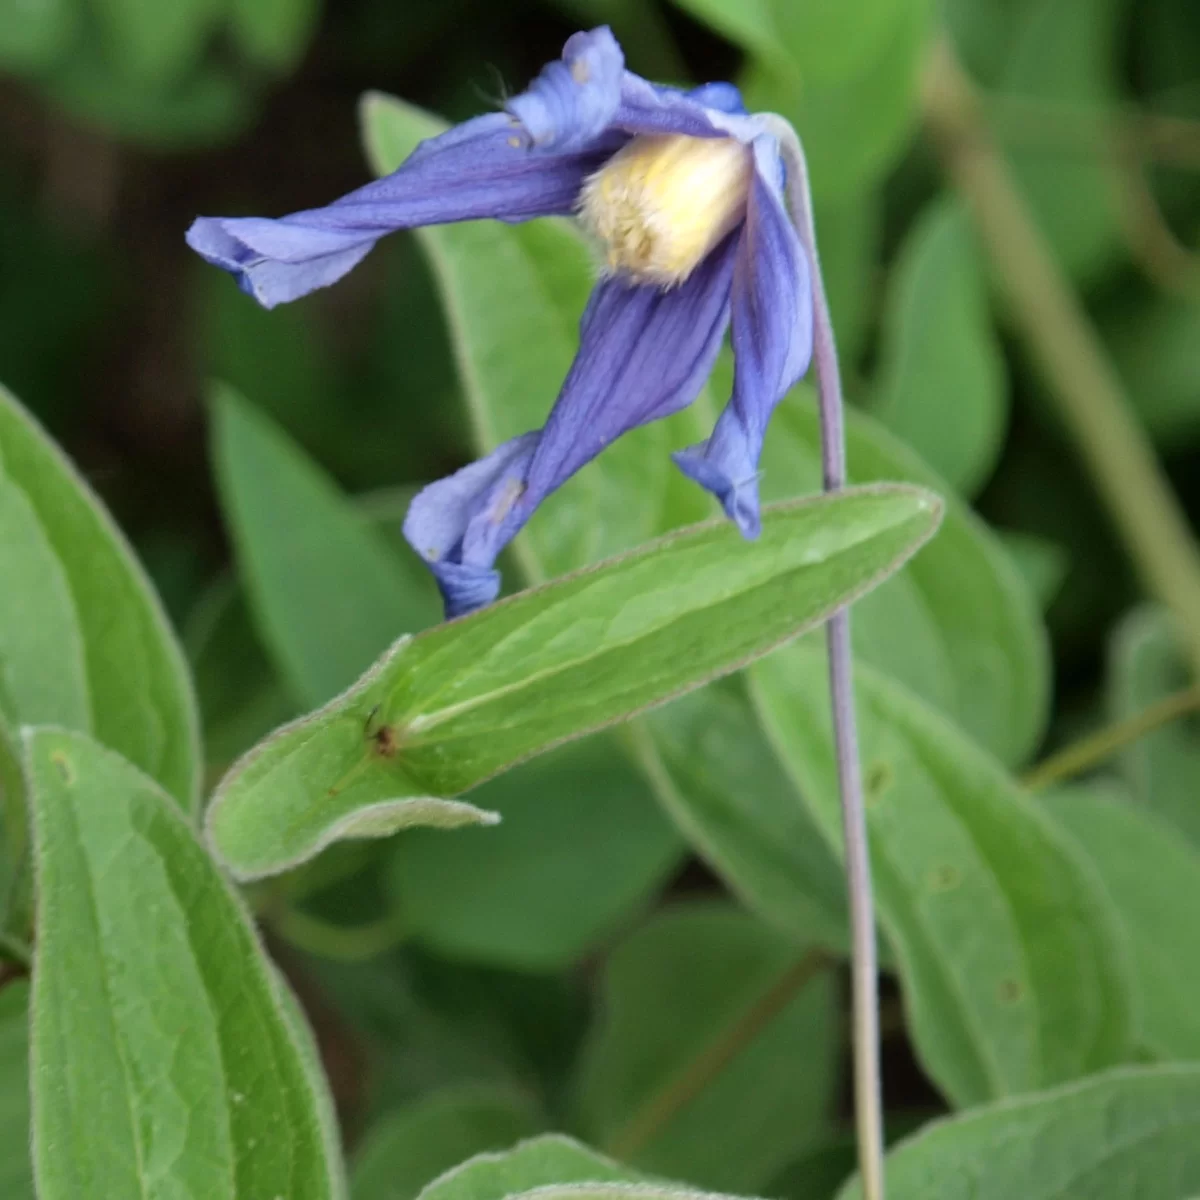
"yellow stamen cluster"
578,133,753,287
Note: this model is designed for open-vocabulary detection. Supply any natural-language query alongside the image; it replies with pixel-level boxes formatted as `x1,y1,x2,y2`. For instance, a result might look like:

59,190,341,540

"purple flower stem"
761,116,886,1200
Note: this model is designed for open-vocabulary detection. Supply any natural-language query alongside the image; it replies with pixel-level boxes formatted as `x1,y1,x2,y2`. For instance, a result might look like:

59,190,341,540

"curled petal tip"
506,26,624,151
429,561,503,620
672,445,762,539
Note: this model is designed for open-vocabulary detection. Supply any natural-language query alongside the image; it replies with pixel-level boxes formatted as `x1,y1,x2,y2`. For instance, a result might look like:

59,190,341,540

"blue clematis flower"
187,28,813,619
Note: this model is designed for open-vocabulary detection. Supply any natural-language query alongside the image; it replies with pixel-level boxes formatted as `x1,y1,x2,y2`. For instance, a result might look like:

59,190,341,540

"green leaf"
44,55,251,150
872,198,1008,497
211,382,441,709
998,530,1069,612
360,93,712,582
0,0,78,73
574,901,836,1192
814,195,882,372
741,0,933,203
92,0,225,85
24,726,345,1200
0,385,199,810
634,681,848,951
351,1085,542,1200
0,980,33,1200
230,0,319,69
838,1065,1200,1199
388,734,685,971
1000,0,1124,280
184,574,297,770
754,383,1049,768
207,484,943,880
1043,781,1200,1060
1108,607,1200,846
1107,294,1200,449
412,1135,636,1200
751,644,1133,1107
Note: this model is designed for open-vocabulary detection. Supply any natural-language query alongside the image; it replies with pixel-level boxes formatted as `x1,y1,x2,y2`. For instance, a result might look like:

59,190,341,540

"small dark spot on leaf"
928,864,962,893
864,760,893,805
998,978,1024,1005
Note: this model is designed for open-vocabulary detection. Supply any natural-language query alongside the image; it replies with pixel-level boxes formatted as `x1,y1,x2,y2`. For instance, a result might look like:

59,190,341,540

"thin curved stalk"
761,114,886,1200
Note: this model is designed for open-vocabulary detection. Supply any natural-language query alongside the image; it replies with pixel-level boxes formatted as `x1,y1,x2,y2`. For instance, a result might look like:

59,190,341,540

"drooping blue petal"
403,432,539,619
505,26,625,151
186,111,615,307
673,136,814,537
403,235,740,619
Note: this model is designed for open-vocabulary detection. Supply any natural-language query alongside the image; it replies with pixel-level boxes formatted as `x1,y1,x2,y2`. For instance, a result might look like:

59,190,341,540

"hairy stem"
1022,685,1200,792
763,114,887,1200
922,39,1200,680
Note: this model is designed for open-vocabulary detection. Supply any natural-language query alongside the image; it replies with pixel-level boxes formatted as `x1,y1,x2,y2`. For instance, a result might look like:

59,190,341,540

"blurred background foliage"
3,0,1200,1194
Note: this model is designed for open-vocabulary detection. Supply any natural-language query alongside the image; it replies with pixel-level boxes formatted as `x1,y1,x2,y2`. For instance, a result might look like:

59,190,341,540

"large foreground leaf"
208,484,942,879
25,727,345,1200
0,385,198,810
839,1066,1200,1199
752,645,1133,1107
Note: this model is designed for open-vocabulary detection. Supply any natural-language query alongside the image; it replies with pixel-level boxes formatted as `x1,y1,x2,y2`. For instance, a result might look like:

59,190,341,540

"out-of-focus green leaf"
944,0,1036,84
997,530,1069,612
1000,0,1124,281
46,54,251,149
0,980,32,1200
872,198,1008,497
360,94,711,581
211,383,441,709
753,382,1049,768
742,0,933,203
92,0,224,85
229,0,319,69
184,576,296,770
636,681,848,950
1107,293,1200,449
351,1085,542,1200
1043,781,1200,1061
814,195,881,372
410,1135,636,1200
752,644,1133,1107
0,385,199,810
207,485,942,881
1109,607,1200,847
838,1066,1200,1199
574,901,836,1191
0,0,78,72
389,734,684,971
25,727,345,1200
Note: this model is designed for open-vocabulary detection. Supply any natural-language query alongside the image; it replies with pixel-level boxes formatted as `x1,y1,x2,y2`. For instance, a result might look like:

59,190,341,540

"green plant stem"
922,39,1200,681
604,950,831,1160
1022,686,1200,791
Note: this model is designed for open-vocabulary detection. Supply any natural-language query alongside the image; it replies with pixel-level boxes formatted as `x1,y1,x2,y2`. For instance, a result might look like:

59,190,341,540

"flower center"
578,133,753,287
